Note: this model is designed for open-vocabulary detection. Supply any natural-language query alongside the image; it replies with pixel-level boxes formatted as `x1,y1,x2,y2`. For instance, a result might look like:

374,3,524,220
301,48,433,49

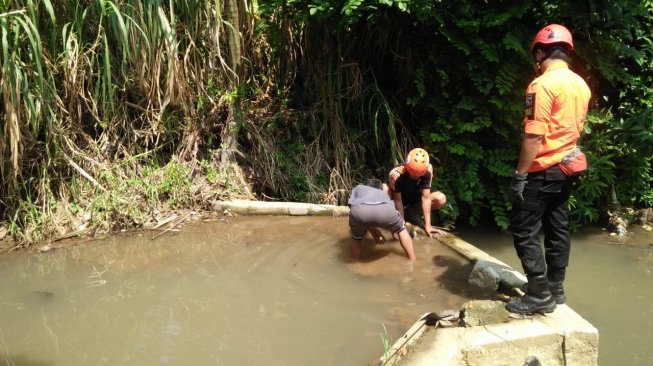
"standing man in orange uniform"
506,24,591,315
387,148,447,237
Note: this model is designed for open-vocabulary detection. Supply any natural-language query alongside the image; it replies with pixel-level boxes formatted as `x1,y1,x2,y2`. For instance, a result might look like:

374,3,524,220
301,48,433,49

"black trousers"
509,166,576,277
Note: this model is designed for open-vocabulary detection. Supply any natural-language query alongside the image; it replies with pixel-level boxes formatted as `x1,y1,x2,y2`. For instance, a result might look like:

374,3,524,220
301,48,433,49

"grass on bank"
1,158,251,249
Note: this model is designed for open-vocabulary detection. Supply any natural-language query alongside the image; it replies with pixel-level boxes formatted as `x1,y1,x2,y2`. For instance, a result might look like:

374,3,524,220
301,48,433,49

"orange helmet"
530,24,574,52
405,148,429,178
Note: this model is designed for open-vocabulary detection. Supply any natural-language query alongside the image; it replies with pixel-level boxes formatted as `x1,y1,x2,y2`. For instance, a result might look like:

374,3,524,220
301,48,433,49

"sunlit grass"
1,0,396,246
0,0,258,245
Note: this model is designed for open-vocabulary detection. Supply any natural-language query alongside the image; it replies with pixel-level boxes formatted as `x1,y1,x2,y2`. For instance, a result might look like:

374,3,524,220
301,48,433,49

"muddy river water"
0,214,651,365
0,215,494,366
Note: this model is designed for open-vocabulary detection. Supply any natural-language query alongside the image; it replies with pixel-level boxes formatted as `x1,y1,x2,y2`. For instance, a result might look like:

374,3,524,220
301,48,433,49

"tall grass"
1,0,395,245
0,0,259,245
240,11,414,205
1,1,59,242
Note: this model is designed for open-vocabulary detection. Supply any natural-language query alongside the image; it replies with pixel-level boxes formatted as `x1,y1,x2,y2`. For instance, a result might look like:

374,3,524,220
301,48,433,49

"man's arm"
397,229,416,261
509,133,543,203
516,133,543,174
393,192,404,218
421,188,444,236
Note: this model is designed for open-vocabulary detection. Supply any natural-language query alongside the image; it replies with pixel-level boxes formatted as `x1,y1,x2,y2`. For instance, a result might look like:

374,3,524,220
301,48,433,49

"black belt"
528,165,566,181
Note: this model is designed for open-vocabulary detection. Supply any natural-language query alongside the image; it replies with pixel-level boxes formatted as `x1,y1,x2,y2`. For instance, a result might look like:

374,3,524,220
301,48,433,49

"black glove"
509,171,528,203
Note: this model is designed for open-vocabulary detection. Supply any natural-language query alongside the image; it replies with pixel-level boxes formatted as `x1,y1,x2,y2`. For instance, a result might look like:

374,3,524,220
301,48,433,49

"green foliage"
199,160,220,185
2,0,653,244
259,0,652,229
398,2,532,226
276,140,310,201
9,199,44,243
0,0,263,243
159,162,193,208
199,160,250,197
574,106,653,224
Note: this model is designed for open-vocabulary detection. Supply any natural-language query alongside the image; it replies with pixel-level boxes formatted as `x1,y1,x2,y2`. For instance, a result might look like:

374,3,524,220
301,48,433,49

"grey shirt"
348,185,391,206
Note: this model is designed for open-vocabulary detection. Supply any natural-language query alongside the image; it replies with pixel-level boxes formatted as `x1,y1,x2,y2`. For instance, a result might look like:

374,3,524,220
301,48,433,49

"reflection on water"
0,215,493,365
457,225,653,366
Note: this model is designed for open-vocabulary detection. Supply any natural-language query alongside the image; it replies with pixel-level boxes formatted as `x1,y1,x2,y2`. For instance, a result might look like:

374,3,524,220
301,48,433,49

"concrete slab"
381,235,599,366
392,305,598,365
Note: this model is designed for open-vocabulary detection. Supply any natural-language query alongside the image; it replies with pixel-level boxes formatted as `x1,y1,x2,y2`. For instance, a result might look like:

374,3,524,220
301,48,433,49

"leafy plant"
159,162,193,208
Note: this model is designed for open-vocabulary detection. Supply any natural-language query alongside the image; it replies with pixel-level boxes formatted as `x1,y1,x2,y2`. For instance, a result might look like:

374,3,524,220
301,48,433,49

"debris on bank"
608,209,628,236
608,207,653,237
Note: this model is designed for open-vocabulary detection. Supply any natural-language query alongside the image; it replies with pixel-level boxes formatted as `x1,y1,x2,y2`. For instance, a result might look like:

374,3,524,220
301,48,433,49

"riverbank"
0,199,349,253
1,198,651,255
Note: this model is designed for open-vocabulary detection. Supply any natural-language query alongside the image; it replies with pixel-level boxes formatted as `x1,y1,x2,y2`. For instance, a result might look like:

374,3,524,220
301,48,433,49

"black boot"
547,268,566,304
521,281,566,304
520,268,567,304
507,274,557,315
547,281,566,304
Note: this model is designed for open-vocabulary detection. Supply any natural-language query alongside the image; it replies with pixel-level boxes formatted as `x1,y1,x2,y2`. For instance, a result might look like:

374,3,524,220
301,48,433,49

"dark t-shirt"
392,170,432,205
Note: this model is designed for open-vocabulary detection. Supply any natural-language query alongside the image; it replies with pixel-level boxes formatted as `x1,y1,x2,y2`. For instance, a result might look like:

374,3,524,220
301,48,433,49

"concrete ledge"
399,304,598,365
213,200,349,217
382,234,599,366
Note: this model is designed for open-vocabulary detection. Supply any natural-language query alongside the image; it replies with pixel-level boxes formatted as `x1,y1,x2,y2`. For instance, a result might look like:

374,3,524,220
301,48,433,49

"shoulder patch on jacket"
524,93,535,120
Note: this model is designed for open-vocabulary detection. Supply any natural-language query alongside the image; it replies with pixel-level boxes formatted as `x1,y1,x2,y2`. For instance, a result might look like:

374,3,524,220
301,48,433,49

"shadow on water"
333,236,393,263
30,291,55,303
336,231,421,264
431,254,496,300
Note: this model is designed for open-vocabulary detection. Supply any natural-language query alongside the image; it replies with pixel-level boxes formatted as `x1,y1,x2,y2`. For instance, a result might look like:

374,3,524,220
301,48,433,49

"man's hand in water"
424,225,447,237
368,228,386,244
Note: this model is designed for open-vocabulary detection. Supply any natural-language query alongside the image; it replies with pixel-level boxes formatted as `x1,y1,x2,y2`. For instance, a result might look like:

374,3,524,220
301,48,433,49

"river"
0,215,493,366
458,224,653,365
1,214,649,365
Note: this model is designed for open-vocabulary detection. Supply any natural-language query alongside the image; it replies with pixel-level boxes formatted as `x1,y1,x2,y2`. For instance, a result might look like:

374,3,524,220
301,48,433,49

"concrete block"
385,233,600,366
461,300,511,327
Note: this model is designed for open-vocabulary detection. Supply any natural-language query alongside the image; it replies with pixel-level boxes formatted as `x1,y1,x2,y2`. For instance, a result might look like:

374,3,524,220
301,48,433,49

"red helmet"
530,24,574,52
405,148,429,178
